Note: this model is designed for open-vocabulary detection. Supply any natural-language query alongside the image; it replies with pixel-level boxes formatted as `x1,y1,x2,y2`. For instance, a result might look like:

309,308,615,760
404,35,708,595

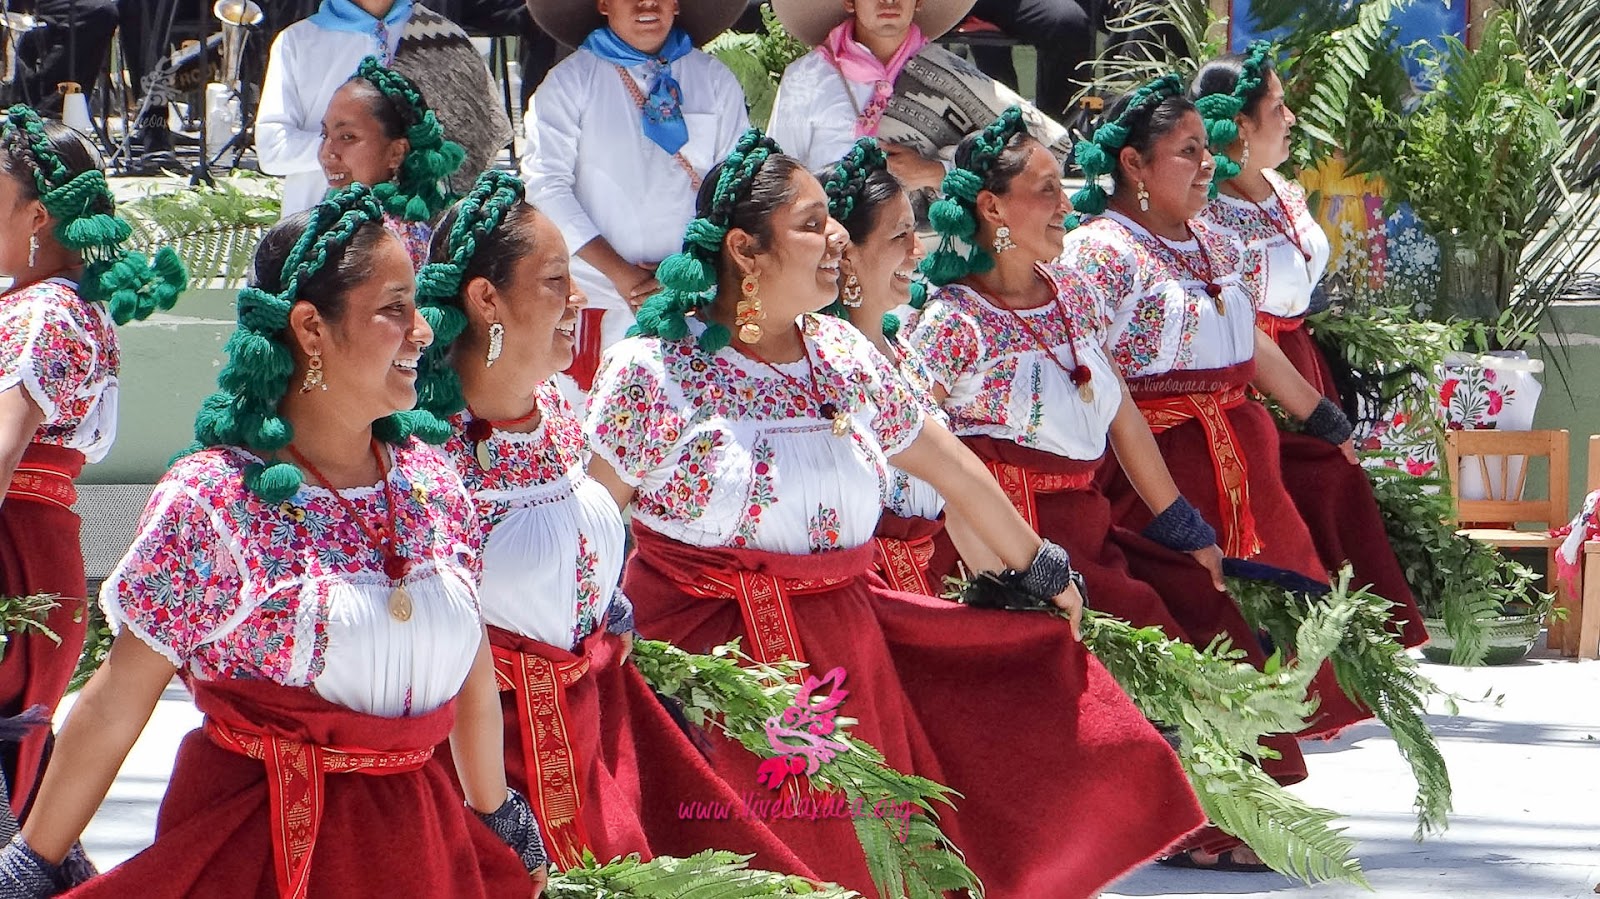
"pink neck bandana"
820,20,928,137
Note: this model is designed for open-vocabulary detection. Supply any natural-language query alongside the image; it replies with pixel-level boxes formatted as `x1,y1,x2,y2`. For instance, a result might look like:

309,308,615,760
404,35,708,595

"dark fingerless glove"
960,540,1089,611
0,835,68,897
1301,397,1353,446
1142,496,1217,552
604,594,636,636
473,788,547,873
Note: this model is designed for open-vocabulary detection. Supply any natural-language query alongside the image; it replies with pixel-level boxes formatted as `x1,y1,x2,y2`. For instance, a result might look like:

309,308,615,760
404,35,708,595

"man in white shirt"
522,0,748,358
257,0,509,217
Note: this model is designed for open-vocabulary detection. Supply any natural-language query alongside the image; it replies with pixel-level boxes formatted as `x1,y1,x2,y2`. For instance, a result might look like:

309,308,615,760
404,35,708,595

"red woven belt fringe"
1134,385,1263,557
489,636,596,871
1255,311,1304,342
6,444,84,510
979,458,1096,530
203,717,435,899
873,534,937,595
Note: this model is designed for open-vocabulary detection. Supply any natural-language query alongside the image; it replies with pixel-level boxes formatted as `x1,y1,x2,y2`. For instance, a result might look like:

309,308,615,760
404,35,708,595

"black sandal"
1157,849,1274,873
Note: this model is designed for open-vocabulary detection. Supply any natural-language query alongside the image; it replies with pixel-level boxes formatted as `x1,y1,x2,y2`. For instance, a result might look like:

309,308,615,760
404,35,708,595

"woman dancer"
413,170,812,876
586,128,1203,898
0,106,185,819
319,56,466,268
909,106,1314,870
0,186,546,897
1191,44,1426,645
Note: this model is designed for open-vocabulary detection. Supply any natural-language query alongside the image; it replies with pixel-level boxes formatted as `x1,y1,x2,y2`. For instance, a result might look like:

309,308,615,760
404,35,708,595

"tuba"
204,0,263,163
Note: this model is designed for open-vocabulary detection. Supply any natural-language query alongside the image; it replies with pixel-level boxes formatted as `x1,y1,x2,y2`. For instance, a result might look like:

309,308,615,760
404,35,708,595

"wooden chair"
1443,429,1574,655
1580,436,1600,659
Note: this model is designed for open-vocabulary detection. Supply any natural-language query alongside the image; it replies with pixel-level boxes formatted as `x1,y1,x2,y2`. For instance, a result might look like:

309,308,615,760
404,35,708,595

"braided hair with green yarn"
1067,73,1190,218
190,184,446,501
920,106,1033,287
630,127,805,353
348,56,468,223
1190,41,1278,183
815,137,927,336
0,106,186,323
412,169,534,424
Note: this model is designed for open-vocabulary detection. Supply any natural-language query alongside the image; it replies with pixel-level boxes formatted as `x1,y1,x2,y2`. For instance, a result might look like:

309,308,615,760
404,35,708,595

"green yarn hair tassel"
248,461,304,504
656,251,717,294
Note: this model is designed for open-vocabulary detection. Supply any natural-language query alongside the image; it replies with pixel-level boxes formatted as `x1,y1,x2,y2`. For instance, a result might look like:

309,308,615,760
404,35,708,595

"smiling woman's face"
738,169,850,318
319,81,408,193
1124,109,1215,222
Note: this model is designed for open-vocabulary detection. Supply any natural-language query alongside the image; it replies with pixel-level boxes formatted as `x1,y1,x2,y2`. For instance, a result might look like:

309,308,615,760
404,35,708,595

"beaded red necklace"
463,400,542,469
981,262,1096,403
288,441,415,622
1228,177,1312,263
730,324,850,437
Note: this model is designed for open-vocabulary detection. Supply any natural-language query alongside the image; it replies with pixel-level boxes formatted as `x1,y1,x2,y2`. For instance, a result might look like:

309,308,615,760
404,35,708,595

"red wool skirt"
435,626,813,878
66,679,530,899
0,444,89,818
1265,319,1429,648
624,524,1204,899
1101,368,1372,737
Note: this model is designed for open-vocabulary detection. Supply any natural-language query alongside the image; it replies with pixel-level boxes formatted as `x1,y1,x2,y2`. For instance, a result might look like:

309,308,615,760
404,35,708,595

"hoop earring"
300,353,328,393
840,265,863,307
737,273,764,343
992,225,1017,254
485,321,504,368
1137,181,1150,213
27,233,37,268
1239,139,1250,169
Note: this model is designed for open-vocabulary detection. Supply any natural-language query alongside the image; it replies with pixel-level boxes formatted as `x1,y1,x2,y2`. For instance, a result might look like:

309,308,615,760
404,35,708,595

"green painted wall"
1531,301,1600,515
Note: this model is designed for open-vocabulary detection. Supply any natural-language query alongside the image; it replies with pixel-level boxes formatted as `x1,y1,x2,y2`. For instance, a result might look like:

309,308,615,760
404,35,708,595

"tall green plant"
121,177,280,289
706,3,809,126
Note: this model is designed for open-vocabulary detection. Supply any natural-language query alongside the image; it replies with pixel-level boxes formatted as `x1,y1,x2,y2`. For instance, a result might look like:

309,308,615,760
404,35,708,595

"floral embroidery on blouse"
586,314,925,553
1199,170,1323,318
0,279,119,461
383,213,434,272
572,531,603,644
103,440,482,685
1062,214,1251,380
445,381,589,532
807,504,843,552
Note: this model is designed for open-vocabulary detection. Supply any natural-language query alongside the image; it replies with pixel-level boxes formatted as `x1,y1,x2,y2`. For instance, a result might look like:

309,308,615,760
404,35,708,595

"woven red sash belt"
6,444,84,510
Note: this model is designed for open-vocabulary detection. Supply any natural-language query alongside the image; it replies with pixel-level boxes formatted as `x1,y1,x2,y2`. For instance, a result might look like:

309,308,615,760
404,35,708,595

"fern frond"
0,593,61,662
546,849,864,898
631,641,981,899
1228,566,1452,837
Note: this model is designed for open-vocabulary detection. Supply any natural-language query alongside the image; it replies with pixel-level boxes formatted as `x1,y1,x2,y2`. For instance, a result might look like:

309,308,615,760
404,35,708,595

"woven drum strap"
489,643,594,871
872,534,937,596
1255,311,1304,342
203,717,435,899
978,458,1097,531
611,65,703,191
1134,386,1263,557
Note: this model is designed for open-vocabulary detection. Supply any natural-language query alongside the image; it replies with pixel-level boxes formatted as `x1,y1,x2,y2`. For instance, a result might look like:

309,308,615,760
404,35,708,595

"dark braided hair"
189,184,440,501
631,128,803,352
412,170,534,427
0,106,186,322
815,137,926,332
1068,73,1191,218
349,56,467,223
921,106,1035,286
1190,41,1278,182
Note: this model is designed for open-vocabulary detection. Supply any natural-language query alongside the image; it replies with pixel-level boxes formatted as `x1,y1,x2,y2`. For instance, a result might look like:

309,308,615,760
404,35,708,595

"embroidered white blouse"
256,19,405,218
880,334,946,520
0,278,119,462
584,314,926,554
442,381,623,651
101,441,484,718
1058,211,1255,379
1197,170,1331,319
521,48,748,349
906,266,1123,461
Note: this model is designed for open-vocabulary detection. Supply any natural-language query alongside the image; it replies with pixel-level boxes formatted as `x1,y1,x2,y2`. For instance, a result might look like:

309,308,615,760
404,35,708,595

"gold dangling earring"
736,272,764,343
485,321,504,368
840,261,863,308
300,352,328,393
992,225,1017,254
27,233,37,268
1239,139,1250,169
1137,181,1150,213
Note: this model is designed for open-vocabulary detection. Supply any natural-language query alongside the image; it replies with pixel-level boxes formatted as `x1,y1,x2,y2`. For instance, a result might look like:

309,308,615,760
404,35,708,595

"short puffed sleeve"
100,464,247,670
584,339,687,487
854,332,926,457
0,288,97,421
1058,227,1139,331
904,298,983,391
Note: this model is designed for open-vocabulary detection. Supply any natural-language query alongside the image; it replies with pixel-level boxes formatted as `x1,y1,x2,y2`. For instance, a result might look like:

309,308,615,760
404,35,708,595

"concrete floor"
58,644,1600,897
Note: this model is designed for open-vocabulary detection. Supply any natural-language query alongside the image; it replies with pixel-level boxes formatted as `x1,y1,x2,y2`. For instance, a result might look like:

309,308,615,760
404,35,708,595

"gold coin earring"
736,272,764,343
300,352,328,393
